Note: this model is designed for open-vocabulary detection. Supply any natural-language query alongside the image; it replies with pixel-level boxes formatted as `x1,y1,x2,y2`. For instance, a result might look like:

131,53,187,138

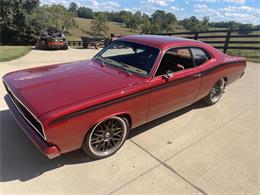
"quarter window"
190,48,210,66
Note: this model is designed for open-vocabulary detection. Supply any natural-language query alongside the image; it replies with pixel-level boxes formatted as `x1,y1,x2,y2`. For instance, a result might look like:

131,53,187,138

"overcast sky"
41,0,260,24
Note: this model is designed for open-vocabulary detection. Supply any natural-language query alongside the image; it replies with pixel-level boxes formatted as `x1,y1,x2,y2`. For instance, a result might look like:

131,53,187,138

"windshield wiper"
115,61,149,76
113,61,133,76
95,55,106,67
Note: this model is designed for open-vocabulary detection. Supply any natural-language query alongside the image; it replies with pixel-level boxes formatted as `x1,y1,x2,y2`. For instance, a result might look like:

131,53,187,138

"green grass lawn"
0,46,32,62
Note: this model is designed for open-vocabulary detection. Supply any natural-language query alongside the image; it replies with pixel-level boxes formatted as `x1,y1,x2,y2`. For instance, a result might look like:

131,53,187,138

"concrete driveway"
0,48,259,194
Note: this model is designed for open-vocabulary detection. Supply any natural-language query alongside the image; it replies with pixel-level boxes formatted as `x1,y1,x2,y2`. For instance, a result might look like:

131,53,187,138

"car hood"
3,60,144,118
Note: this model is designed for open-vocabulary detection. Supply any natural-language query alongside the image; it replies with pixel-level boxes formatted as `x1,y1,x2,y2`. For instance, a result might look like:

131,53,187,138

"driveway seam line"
129,139,207,195
120,102,259,195
163,102,258,162
109,164,160,195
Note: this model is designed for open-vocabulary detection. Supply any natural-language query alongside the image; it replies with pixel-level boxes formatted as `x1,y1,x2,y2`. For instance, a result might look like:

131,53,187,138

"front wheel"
202,78,225,105
82,116,129,159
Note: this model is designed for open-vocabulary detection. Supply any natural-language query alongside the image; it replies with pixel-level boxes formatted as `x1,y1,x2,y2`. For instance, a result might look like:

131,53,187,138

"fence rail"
68,29,260,53
68,41,84,46
157,29,260,53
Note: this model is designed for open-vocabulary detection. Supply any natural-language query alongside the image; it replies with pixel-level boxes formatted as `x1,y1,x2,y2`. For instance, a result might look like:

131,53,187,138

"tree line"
69,2,209,34
1,0,259,45
70,2,259,35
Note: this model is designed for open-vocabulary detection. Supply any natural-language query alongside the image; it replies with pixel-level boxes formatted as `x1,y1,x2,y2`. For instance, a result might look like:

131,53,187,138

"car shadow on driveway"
0,102,205,182
0,109,91,182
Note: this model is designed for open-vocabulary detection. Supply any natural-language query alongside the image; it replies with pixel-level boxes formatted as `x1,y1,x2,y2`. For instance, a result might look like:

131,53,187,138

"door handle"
193,73,201,78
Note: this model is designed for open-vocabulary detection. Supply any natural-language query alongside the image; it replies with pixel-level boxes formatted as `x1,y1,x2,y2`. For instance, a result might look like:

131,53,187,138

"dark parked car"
36,27,68,50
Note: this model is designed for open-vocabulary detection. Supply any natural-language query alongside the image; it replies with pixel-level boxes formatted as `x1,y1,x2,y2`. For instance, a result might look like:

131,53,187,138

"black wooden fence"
157,29,260,53
68,41,84,46
68,29,260,53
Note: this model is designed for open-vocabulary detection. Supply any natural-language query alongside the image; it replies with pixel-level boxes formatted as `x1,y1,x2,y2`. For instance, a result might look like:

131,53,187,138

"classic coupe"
3,35,246,159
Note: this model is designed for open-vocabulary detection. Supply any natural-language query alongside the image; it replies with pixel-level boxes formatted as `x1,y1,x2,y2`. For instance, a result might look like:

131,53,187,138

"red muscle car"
3,35,246,159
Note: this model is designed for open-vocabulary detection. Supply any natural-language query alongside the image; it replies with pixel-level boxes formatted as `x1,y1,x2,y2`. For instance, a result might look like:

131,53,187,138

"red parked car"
3,35,246,159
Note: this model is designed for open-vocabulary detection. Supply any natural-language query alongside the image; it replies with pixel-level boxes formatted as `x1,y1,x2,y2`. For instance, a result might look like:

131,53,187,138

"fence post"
194,32,199,40
224,30,232,53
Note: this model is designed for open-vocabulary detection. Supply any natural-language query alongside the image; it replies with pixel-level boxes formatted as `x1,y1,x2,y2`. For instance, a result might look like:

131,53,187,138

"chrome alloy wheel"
88,116,127,157
210,78,225,103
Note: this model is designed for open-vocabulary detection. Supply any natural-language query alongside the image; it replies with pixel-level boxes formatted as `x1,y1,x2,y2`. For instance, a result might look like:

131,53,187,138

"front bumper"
5,95,60,159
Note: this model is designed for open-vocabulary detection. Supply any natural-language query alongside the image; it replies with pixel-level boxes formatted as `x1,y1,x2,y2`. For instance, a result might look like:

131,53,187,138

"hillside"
66,18,232,41
66,17,138,41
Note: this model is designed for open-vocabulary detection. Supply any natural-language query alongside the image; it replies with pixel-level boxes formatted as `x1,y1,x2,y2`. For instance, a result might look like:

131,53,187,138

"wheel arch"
211,76,228,90
82,111,132,147
223,76,228,87
87,111,132,134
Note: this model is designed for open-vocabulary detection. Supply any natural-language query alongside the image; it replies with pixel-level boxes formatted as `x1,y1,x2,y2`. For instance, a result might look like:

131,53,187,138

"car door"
147,47,201,120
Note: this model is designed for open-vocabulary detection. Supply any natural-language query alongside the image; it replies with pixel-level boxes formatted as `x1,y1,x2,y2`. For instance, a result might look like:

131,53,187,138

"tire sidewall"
82,116,129,160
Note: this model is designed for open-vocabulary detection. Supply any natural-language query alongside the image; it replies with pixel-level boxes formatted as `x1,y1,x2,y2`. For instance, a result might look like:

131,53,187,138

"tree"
124,11,143,32
209,21,240,29
238,23,254,34
164,13,177,33
36,4,77,32
141,14,152,34
90,13,109,36
119,11,134,25
0,1,77,45
198,17,209,31
182,16,209,32
150,10,177,33
0,0,40,45
152,10,166,32
68,2,78,16
77,7,94,19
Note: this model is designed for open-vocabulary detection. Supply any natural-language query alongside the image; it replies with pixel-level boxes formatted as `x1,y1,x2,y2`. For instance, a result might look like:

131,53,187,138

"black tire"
82,116,129,160
83,42,88,48
61,41,69,50
36,42,47,50
202,78,225,106
94,43,100,49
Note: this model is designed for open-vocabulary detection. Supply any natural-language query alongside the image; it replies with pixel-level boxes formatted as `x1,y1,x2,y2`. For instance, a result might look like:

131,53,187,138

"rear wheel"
202,78,225,105
94,43,100,49
61,41,69,50
83,116,129,159
83,42,89,48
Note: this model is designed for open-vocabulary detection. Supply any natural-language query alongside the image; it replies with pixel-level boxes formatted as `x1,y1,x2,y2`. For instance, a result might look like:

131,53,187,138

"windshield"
94,40,160,77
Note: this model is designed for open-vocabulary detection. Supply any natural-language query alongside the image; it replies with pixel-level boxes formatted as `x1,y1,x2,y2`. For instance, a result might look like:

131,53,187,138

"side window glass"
155,48,193,76
191,48,210,66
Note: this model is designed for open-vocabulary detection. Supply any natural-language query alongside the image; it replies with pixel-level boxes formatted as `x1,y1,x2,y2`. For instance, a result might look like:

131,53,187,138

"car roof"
119,35,204,51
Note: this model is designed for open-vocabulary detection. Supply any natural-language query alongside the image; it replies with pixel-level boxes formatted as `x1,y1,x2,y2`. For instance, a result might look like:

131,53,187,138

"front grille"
3,81,46,139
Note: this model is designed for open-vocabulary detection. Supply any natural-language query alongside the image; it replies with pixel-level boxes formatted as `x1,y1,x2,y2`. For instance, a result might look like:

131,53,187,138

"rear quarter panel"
196,56,246,101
